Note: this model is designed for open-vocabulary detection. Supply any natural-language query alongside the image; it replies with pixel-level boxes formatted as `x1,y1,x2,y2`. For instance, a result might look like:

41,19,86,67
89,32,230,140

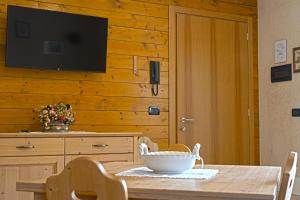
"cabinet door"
0,156,64,200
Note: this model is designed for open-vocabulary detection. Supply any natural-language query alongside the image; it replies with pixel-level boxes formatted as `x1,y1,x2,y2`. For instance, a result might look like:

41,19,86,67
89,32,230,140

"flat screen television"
6,5,108,72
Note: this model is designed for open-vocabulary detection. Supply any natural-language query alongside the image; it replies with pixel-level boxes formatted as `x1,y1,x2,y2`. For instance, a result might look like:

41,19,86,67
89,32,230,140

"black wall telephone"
150,61,160,96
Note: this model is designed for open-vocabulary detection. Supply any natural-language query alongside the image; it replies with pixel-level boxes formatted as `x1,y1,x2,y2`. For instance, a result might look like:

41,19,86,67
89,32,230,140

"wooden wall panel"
0,29,4,44
0,93,168,111
0,67,169,84
0,125,168,140
136,0,256,16
0,0,257,160
1,26,168,45
108,26,168,45
0,52,170,71
0,38,168,58
106,54,169,71
18,0,170,18
0,77,168,97
0,109,168,125
108,40,168,58
0,3,169,31
0,14,5,28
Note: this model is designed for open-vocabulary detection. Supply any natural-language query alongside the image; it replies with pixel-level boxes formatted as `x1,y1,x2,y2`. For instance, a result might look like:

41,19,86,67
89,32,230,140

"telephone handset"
150,61,160,96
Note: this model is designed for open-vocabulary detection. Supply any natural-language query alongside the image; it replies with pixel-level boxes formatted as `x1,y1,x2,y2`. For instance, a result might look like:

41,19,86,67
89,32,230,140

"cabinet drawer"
65,137,133,155
65,153,133,165
0,138,64,157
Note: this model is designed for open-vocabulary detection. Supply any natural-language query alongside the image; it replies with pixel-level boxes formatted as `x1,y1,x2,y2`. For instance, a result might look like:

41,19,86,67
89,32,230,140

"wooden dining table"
16,162,281,200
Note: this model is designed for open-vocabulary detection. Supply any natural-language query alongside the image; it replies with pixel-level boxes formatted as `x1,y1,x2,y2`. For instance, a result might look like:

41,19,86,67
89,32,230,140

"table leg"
34,192,46,200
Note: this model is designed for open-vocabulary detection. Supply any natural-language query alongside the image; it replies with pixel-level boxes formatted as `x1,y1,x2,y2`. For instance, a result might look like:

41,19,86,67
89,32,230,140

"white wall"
258,0,300,194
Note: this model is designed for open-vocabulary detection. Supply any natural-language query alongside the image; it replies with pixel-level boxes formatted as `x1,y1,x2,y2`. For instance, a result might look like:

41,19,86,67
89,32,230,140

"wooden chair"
159,143,191,152
138,136,159,152
278,152,298,200
138,136,190,152
46,157,128,200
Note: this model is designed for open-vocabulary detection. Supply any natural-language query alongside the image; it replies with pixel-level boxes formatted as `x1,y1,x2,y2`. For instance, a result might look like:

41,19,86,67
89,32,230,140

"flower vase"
43,121,69,132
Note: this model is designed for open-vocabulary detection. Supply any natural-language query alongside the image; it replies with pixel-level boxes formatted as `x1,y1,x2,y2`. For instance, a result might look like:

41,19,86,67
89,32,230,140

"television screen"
6,5,108,72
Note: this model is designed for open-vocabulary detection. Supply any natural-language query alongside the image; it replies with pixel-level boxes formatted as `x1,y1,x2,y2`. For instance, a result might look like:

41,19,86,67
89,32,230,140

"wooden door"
0,156,64,200
176,12,250,165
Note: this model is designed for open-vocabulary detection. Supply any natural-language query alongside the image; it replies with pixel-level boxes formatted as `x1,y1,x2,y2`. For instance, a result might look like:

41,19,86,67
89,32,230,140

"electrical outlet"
148,106,160,115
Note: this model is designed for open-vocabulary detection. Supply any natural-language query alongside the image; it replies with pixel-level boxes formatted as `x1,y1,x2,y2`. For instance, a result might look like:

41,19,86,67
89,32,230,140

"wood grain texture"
0,156,64,200
135,0,257,15
0,52,169,71
0,109,168,125
0,7,169,32
0,38,168,58
0,93,168,111
168,3,258,164
0,66,169,84
65,137,133,155
0,77,168,97
17,162,281,200
0,0,257,162
175,11,251,165
46,157,128,200
0,125,168,140
0,132,140,200
0,132,142,138
64,154,134,164
0,138,64,157
0,26,168,45
28,0,169,18
278,152,298,200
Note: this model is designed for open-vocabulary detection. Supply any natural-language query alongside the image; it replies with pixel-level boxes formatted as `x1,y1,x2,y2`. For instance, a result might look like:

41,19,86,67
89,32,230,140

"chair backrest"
46,157,128,200
159,143,191,152
278,152,298,200
138,136,159,152
138,136,191,152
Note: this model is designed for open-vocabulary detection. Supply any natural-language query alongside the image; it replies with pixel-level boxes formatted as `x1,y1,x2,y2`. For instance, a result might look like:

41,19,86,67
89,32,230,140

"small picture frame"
274,39,287,64
293,47,300,73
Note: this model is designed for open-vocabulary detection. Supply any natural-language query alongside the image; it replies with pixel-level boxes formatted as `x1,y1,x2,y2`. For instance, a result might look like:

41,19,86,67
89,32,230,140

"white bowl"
139,143,203,174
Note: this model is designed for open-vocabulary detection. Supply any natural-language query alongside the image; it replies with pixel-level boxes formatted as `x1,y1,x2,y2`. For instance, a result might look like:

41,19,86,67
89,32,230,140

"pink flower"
59,116,65,122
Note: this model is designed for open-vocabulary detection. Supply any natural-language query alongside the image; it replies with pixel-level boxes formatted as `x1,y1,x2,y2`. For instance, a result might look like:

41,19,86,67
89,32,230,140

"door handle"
179,126,187,132
181,117,194,123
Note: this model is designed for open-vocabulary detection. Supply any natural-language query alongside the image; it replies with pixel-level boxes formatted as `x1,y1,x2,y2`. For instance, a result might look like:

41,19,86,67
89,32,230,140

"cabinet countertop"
0,131,142,138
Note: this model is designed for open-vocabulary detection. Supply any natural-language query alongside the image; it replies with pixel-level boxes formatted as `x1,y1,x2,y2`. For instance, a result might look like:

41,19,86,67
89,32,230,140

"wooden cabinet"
65,137,133,155
0,156,64,200
0,132,141,200
65,154,133,164
0,138,64,157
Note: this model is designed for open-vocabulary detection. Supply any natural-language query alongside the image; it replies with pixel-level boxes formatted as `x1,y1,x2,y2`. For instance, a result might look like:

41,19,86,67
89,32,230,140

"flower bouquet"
36,102,75,132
